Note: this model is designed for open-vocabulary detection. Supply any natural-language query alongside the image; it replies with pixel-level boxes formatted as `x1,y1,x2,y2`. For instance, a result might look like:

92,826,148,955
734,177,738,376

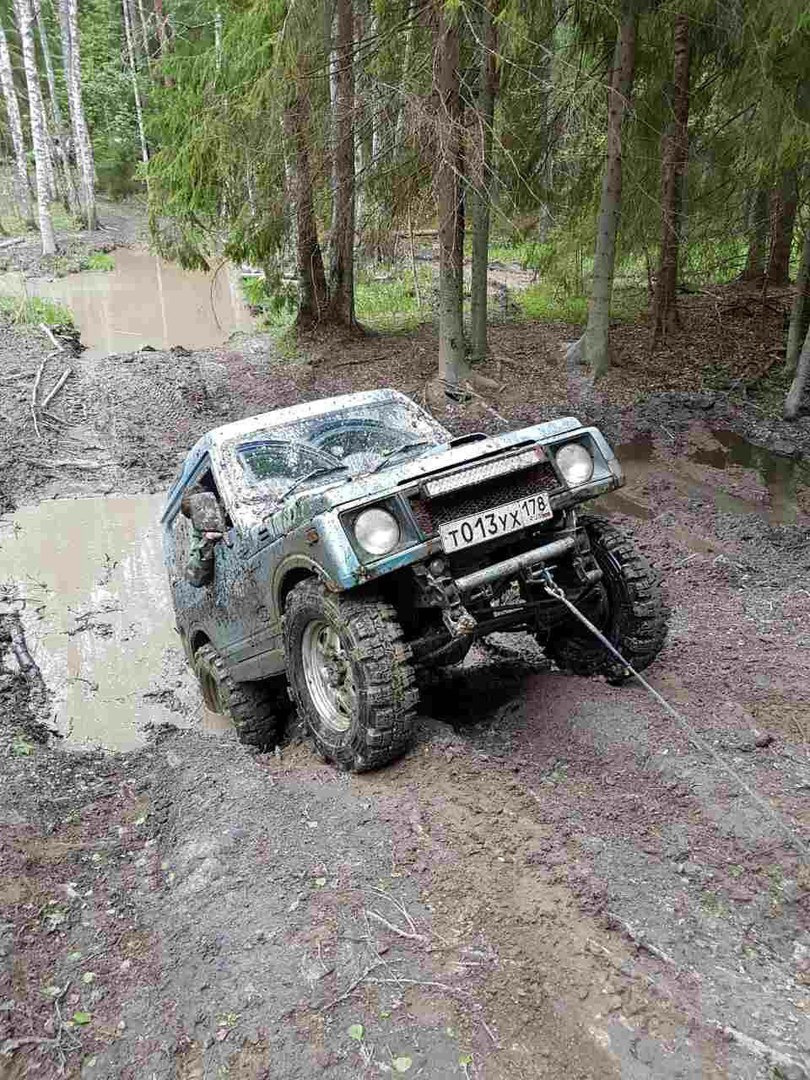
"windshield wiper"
278,465,350,501
370,440,433,473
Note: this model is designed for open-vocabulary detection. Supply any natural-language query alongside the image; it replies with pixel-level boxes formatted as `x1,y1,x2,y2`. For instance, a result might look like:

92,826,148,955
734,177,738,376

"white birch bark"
122,0,148,165
34,0,79,213
13,0,56,253
0,15,32,223
59,0,97,228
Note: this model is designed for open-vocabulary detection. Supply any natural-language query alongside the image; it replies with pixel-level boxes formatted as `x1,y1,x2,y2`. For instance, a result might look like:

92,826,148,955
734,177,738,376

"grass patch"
355,266,432,331
82,251,115,272
0,294,74,327
515,283,647,326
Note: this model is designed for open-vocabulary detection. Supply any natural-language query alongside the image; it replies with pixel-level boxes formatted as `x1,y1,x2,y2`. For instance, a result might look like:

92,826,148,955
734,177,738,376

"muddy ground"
2,266,810,1078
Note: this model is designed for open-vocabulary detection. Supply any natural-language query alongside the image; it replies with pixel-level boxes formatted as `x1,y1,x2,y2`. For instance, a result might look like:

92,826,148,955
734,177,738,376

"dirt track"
2,296,810,1078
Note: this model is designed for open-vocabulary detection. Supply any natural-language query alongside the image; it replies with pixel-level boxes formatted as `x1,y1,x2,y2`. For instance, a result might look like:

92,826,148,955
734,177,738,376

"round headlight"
354,507,401,556
555,442,594,486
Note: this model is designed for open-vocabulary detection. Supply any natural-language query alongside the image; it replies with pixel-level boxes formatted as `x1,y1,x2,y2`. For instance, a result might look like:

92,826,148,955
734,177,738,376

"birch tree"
0,14,32,223
58,0,97,227
122,0,149,165
566,4,638,376
34,0,79,214
13,0,56,253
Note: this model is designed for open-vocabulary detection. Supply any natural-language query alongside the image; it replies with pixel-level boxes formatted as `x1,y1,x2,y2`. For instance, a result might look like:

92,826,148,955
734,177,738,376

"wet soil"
2,281,810,1078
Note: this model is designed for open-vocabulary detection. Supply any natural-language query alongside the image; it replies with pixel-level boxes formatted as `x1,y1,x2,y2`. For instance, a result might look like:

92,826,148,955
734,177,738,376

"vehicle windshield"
234,400,448,499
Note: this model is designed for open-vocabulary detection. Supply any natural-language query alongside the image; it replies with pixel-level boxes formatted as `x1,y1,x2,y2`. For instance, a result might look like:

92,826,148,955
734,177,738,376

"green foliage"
241,273,297,327
355,266,432,331
82,252,115,271
0,295,74,327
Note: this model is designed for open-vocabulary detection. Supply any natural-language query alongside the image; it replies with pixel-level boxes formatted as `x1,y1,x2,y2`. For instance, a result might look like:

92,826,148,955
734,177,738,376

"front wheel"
542,517,669,683
284,580,418,771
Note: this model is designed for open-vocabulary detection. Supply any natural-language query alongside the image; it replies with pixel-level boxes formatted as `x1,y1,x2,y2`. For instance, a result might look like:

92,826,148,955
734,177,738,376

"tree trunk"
122,0,149,166
58,0,97,228
567,7,637,377
469,0,497,364
785,320,810,419
13,0,56,253
326,0,356,326
653,12,690,343
394,0,417,148
766,169,798,286
0,15,33,224
435,1,466,385
34,0,79,214
786,227,810,373
285,89,328,329
740,189,767,282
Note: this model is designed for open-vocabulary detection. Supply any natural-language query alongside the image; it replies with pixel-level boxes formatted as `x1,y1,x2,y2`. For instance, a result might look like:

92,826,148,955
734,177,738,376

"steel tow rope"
540,571,810,862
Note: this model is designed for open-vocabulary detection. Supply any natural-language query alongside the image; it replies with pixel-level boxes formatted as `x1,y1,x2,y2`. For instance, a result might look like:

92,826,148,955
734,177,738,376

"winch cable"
540,572,810,862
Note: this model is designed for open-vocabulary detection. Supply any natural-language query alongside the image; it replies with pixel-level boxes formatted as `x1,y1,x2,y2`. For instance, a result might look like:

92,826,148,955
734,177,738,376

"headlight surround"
555,442,594,486
353,507,401,556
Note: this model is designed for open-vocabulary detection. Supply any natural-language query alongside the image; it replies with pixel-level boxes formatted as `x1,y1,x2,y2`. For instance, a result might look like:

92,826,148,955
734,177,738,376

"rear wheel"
284,579,418,771
195,643,286,749
543,516,668,683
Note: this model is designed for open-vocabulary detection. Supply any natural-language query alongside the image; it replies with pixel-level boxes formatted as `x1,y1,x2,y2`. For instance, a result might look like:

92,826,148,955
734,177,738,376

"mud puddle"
0,248,254,358
603,429,810,524
0,494,199,749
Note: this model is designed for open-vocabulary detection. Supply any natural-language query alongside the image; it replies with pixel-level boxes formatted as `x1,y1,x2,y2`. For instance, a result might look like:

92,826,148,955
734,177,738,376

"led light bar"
423,447,544,498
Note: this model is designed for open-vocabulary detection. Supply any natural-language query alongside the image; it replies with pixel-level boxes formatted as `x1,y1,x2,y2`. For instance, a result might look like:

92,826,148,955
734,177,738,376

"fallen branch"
365,909,426,943
317,960,385,1012
40,368,73,409
30,358,47,439
719,1024,808,1075
607,914,676,966
38,322,66,352
0,236,25,250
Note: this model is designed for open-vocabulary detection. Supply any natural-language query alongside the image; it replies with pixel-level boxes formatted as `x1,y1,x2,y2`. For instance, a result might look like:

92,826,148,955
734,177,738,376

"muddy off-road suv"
162,389,668,770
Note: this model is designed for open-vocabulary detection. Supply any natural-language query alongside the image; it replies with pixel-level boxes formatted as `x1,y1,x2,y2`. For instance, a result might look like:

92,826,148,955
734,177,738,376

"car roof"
161,388,421,521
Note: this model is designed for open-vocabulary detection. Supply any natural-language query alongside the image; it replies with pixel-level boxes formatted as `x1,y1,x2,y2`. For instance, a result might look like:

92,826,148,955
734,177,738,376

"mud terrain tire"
284,579,418,771
545,516,668,683
195,643,286,749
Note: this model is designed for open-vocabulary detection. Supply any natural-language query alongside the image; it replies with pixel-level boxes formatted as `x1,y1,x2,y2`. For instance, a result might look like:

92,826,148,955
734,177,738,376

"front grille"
409,461,560,536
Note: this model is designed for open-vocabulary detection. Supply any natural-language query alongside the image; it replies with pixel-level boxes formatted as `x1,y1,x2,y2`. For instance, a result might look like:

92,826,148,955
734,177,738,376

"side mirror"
186,491,226,536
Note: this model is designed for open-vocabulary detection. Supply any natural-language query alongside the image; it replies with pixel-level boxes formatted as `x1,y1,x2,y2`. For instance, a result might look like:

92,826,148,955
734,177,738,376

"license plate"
439,492,553,553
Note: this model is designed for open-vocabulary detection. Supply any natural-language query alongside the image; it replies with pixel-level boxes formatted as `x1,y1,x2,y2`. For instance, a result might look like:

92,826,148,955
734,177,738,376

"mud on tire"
195,643,286,749
284,579,418,772
545,516,669,682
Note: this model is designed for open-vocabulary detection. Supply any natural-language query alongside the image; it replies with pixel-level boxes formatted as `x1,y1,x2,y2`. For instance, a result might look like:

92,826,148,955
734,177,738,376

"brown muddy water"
603,430,810,524
0,495,202,750
1,248,254,358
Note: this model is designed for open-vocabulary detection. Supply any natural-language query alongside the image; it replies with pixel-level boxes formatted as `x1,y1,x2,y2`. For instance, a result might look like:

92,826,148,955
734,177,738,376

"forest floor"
2,225,810,1078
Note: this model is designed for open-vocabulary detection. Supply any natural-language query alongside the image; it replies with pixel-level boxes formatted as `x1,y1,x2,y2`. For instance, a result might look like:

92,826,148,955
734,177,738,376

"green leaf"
72,1011,92,1026
347,1023,364,1042
392,1056,412,1073
11,737,34,757
459,1053,473,1066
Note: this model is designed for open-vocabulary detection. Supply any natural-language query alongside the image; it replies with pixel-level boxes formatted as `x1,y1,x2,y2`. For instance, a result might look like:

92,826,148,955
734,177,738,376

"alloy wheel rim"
301,619,356,733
